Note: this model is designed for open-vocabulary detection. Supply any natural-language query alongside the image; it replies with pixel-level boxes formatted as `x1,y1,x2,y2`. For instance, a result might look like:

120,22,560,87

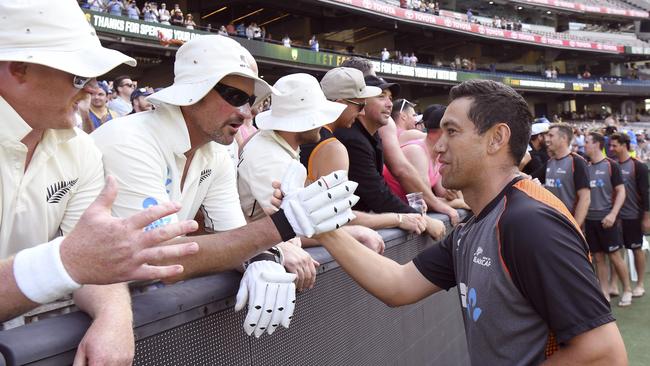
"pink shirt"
383,139,440,201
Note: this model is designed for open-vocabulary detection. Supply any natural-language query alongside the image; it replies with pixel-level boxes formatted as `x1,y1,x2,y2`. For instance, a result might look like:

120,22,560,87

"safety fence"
0,213,469,366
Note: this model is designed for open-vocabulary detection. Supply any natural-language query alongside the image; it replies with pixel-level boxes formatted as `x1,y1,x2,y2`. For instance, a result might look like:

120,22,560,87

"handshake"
235,161,359,337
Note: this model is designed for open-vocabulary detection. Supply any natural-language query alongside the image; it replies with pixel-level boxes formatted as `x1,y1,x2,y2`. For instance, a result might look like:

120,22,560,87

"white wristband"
13,236,82,304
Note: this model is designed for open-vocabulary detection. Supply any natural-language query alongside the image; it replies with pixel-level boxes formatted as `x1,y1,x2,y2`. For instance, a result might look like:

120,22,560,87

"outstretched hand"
60,176,200,285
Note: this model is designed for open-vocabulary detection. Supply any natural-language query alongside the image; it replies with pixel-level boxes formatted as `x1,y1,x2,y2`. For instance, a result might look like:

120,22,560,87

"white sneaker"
618,292,632,307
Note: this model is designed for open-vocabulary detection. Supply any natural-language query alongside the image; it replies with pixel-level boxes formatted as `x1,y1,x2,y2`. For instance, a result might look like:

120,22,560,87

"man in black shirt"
334,76,417,214
522,121,549,174
316,80,625,364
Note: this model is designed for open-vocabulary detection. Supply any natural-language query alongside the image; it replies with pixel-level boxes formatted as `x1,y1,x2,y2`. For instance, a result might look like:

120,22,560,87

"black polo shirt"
334,120,416,213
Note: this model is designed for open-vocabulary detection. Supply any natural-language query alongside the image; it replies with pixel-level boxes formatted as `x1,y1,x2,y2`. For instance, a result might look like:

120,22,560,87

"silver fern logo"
199,169,212,185
46,179,79,203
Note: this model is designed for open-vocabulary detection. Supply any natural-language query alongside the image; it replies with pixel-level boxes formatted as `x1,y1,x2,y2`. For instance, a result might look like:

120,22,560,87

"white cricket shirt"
0,97,104,259
91,103,246,231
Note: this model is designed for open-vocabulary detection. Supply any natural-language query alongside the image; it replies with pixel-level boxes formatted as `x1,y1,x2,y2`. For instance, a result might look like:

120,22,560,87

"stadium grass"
613,281,650,365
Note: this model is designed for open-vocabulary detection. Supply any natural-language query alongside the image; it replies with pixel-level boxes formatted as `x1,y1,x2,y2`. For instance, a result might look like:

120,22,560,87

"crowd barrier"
0,213,469,366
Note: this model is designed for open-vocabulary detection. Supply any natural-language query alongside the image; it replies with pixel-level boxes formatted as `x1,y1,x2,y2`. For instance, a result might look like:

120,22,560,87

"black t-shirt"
413,178,612,364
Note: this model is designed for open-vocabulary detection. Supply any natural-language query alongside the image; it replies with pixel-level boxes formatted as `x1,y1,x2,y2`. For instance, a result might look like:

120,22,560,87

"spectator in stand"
245,23,254,39
108,75,135,116
226,22,235,35
218,25,228,36
583,132,632,306
433,1,439,15
236,23,246,37
391,99,424,143
309,35,319,52
341,57,460,225
333,75,413,214
533,124,591,227
409,53,418,67
551,67,558,79
158,2,171,24
88,0,106,12
583,69,592,79
184,14,196,29
250,23,262,39
609,133,649,298
125,0,140,20
298,68,444,240
93,36,358,337
282,35,292,47
171,7,184,26
381,48,390,61
466,8,473,22
107,0,124,16
143,3,158,22
384,104,470,211
238,73,382,286
0,0,205,361
130,88,153,113
83,81,117,133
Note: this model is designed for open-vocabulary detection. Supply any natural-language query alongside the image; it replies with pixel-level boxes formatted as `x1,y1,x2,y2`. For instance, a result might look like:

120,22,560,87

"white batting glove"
280,160,359,238
234,261,297,337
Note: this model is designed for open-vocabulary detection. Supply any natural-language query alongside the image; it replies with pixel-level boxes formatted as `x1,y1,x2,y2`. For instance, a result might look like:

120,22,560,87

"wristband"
270,209,296,242
13,237,82,304
397,213,403,225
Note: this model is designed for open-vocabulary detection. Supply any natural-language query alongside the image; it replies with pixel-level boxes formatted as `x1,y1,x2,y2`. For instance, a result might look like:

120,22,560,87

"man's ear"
487,122,511,155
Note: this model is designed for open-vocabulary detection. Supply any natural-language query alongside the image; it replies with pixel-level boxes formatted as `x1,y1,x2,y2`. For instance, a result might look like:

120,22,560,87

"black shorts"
585,219,622,254
621,218,644,250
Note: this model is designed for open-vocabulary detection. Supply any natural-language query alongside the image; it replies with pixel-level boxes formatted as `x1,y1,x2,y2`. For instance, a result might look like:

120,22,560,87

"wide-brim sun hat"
256,73,347,133
147,35,277,106
0,0,136,77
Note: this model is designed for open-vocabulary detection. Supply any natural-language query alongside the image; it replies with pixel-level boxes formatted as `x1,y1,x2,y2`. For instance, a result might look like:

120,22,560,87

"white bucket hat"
0,0,136,77
320,67,382,100
147,35,276,106
256,73,347,132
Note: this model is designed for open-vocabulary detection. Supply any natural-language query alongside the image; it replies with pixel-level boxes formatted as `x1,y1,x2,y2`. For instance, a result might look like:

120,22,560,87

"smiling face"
361,89,393,132
181,74,254,146
434,97,489,191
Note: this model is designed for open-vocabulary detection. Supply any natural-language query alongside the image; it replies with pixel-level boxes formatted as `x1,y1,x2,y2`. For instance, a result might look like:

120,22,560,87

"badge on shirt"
46,179,79,203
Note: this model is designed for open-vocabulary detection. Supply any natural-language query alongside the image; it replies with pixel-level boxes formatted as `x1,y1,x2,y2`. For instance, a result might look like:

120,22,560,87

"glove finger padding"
298,170,349,201
243,278,265,336
254,283,279,338
267,284,289,335
308,194,360,224
281,285,297,329
302,181,358,213
314,210,357,233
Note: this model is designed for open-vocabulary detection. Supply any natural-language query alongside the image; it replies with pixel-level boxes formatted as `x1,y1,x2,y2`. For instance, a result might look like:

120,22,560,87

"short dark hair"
550,123,574,144
340,57,375,76
588,131,605,150
448,80,532,164
610,132,631,150
113,75,132,90
391,99,414,120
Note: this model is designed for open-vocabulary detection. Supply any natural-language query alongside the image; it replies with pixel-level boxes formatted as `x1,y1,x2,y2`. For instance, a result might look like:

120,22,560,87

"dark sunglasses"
213,83,256,107
343,99,366,110
73,75,93,89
